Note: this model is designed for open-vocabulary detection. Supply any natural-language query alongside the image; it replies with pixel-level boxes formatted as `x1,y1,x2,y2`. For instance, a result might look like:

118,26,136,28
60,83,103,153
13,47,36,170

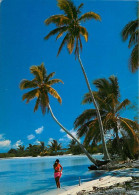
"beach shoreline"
0,153,103,160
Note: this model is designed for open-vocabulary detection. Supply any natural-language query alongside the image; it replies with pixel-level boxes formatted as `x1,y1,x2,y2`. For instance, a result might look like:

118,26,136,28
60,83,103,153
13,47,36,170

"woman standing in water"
53,159,63,188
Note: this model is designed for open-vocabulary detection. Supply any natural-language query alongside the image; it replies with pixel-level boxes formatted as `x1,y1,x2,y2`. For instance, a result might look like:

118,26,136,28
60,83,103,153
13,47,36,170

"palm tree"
17,145,25,152
68,139,82,154
44,0,110,160
74,75,139,157
40,141,45,152
48,139,62,153
121,5,139,72
20,63,99,165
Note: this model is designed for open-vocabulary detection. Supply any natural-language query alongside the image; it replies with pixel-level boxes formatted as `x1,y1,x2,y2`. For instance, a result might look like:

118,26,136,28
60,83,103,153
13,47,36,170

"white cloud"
33,139,41,145
0,0,3,4
59,138,64,142
27,134,35,140
48,138,53,145
59,129,80,145
13,140,23,148
0,140,11,148
35,126,44,134
0,134,11,148
60,129,64,133
66,129,80,142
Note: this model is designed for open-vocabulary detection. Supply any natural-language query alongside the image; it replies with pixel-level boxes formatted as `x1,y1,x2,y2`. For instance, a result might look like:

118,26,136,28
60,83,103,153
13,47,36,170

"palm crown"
44,0,101,57
74,76,139,154
48,139,62,152
20,63,63,114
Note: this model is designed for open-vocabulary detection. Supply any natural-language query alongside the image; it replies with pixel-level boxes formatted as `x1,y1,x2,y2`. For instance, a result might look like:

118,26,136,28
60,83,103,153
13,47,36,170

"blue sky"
0,0,138,152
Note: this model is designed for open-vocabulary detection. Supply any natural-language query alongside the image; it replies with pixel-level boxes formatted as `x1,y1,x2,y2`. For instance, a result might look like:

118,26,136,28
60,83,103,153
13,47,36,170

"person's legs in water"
58,177,60,188
55,177,60,188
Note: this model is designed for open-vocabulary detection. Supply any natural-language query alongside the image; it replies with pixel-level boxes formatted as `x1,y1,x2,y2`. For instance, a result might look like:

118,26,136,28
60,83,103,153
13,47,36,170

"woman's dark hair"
53,159,59,168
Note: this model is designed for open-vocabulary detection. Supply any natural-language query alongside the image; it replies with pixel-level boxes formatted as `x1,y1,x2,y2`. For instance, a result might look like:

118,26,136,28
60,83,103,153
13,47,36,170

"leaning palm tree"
121,5,139,72
74,75,139,157
44,0,110,160
20,63,98,165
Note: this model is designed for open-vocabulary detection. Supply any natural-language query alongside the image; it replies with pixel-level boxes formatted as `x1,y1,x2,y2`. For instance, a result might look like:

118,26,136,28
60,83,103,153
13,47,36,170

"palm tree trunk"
78,53,110,161
48,104,98,166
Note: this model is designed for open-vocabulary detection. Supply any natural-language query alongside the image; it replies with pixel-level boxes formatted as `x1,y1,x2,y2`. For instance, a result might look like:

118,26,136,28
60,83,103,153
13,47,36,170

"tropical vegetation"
44,0,110,160
48,139,62,154
74,75,139,159
0,139,103,158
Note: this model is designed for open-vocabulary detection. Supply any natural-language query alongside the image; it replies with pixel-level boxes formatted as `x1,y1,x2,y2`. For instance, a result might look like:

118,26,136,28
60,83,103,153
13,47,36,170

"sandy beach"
42,175,133,195
58,176,132,195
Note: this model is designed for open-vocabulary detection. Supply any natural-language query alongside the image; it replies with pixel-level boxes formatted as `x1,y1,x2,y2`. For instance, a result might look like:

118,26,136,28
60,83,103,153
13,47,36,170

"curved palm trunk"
78,53,110,161
48,104,98,166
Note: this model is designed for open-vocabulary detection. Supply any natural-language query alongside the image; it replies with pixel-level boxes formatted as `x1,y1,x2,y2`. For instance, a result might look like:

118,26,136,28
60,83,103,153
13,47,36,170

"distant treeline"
0,139,103,158
0,137,138,160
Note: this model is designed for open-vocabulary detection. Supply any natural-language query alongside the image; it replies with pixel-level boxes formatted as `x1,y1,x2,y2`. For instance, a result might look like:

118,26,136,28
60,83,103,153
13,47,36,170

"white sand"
58,176,132,195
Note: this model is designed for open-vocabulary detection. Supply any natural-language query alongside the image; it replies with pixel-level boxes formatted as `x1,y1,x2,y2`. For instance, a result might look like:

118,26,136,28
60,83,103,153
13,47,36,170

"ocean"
0,154,103,195
0,154,138,195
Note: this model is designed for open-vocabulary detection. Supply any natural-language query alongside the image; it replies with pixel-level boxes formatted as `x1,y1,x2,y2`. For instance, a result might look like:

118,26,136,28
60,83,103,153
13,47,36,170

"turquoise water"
0,155,103,195
0,155,138,195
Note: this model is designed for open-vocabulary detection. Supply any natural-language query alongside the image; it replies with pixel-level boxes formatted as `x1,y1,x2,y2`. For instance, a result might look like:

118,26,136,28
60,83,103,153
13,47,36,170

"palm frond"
40,92,49,115
57,33,69,56
67,35,75,54
77,121,92,138
57,0,77,19
44,14,69,26
128,30,138,48
38,63,47,80
79,12,101,22
93,78,109,92
44,26,67,40
119,117,139,153
74,109,97,129
83,119,100,145
119,117,138,141
30,65,43,83
56,26,68,40
45,72,55,82
116,99,130,113
82,92,93,104
103,113,117,130
82,91,100,105
109,75,120,100
22,89,40,103
77,3,84,15
129,44,139,73
47,86,62,104
122,19,138,41
20,79,38,90
34,97,41,112
47,79,64,86
120,117,139,132
79,26,88,42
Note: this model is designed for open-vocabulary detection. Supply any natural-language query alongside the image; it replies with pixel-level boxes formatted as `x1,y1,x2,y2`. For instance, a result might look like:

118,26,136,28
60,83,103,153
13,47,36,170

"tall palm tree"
20,63,98,165
121,5,139,73
74,75,139,156
44,0,110,160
